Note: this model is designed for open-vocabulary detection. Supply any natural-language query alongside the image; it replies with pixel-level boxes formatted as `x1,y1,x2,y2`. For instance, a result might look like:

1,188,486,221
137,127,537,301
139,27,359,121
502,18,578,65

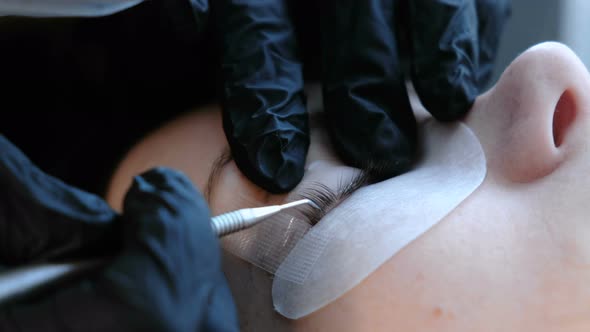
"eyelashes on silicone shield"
297,169,370,226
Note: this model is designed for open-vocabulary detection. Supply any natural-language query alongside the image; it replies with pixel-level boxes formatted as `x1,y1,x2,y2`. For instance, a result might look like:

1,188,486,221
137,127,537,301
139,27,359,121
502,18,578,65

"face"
106,42,590,331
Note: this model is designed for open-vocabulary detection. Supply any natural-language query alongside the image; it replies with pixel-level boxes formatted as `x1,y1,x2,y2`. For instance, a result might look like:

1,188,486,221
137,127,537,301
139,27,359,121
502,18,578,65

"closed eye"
297,169,370,226
206,148,393,225
296,157,405,225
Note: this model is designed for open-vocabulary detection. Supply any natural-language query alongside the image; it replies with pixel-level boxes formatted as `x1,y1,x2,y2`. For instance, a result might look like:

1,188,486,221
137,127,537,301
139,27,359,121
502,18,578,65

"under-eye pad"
272,119,487,319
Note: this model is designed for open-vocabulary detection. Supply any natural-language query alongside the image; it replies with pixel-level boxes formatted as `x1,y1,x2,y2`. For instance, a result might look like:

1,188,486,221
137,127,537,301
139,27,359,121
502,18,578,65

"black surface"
0,1,218,196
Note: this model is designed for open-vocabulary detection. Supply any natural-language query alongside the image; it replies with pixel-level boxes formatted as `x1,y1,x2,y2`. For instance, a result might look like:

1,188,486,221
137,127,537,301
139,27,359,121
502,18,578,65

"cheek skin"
294,181,590,332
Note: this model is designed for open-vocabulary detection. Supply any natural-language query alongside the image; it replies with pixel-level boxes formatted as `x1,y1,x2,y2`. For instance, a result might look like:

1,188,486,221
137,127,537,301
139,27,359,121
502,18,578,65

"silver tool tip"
279,198,320,211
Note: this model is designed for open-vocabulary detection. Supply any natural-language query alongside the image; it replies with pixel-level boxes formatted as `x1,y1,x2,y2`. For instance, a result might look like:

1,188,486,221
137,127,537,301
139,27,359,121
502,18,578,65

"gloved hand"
210,0,510,191
0,136,238,331
322,0,511,182
0,134,120,265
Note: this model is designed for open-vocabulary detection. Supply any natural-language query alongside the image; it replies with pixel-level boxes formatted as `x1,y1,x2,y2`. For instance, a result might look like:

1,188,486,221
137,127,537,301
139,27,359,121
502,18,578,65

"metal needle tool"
0,198,318,304
211,198,318,236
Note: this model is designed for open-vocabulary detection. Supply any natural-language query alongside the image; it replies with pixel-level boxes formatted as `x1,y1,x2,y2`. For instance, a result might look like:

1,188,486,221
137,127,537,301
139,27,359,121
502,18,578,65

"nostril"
553,90,577,147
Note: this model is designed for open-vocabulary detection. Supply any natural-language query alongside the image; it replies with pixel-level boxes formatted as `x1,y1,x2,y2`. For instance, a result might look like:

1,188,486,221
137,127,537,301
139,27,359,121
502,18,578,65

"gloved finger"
407,0,479,121
204,276,240,332
0,168,238,331
0,135,119,265
213,0,310,193
0,276,239,332
0,281,138,332
321,0,418,181
475,0,511,89
103,167,235,331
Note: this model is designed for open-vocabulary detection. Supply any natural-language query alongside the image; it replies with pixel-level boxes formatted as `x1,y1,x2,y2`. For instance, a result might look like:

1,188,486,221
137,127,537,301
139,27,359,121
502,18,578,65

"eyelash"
297,170,370,226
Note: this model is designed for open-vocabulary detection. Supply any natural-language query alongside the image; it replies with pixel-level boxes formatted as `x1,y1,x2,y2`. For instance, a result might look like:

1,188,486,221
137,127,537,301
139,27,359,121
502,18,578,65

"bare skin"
107,42,590,331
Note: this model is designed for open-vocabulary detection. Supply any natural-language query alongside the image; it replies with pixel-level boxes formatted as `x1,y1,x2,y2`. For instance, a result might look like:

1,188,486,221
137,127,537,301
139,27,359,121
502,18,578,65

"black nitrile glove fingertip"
124,167,201,212
434,91,475,122
122,168,214,247
412,63,479,122
231,132,308,194
215,0,308,195
408,1,480,122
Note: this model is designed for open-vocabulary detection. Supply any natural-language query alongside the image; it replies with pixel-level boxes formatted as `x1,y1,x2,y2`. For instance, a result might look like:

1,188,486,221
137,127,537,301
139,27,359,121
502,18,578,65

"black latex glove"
212,0,309,194
0,137,238,331
0,135,120,265
322,0,511,181
211,0,510,192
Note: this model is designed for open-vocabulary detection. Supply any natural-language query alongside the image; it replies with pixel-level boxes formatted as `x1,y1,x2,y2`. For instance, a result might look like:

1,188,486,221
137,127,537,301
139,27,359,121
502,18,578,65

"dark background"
0,0,324,197
490,0,561,86
0,0,569,196
0,1,217,196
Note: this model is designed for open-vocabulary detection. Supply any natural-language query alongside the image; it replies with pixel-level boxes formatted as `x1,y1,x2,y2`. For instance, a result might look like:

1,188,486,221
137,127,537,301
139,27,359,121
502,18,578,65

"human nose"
468,42,590,183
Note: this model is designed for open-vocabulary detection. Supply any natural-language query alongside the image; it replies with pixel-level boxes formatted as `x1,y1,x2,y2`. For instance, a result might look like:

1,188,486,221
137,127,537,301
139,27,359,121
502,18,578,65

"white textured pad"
0,0,142,17
272,120,487,319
